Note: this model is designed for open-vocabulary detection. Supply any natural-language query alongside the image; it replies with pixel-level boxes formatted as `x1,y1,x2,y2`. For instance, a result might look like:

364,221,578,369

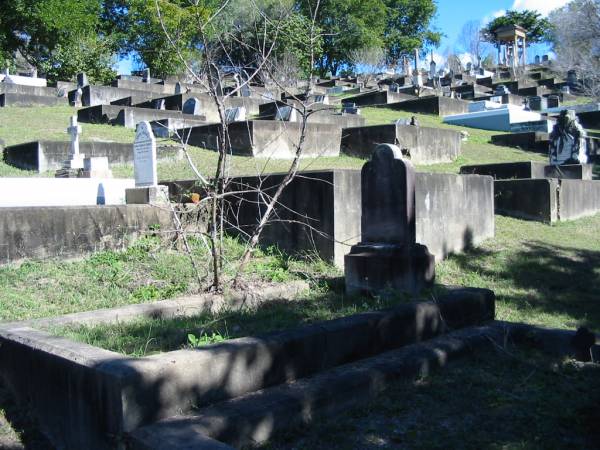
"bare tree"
549,0,600,100
348,46,386,85
154,0,327,291
457,20,489,68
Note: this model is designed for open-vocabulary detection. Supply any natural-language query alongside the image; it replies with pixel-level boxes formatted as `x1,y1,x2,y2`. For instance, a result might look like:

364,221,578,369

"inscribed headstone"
549,110,588,166
133,121,158,187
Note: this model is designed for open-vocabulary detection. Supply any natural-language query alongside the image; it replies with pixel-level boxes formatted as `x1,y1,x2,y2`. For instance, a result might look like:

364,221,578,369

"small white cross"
67,115,82,159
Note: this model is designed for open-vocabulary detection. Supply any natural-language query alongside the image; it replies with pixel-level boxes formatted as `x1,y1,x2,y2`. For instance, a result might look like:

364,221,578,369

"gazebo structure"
494,24,527,68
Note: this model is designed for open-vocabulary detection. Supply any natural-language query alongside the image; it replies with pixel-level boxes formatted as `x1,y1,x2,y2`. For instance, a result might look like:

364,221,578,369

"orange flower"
190,193,201,204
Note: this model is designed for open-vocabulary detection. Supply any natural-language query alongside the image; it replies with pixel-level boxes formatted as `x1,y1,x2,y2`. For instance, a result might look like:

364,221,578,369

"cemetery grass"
41,213,600,356
0,105,548,178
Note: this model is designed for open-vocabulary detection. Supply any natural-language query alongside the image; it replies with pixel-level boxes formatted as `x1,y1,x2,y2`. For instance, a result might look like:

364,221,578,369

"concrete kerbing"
0,281,310,331
0,287,494,449
128,323,505,449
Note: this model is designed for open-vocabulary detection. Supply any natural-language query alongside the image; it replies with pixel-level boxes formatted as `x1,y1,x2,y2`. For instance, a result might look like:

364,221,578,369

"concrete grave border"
0,285,494,449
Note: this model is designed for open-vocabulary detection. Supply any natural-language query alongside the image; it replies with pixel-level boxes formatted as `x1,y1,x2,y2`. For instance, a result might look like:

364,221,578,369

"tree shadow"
448,239,600,331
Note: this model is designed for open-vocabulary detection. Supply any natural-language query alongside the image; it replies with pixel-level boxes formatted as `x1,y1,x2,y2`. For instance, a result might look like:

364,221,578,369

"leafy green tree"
482,10,551,46
301,0,386,76
39,34,117,84
127,0,214,78
384,0,442,66
0,0,103,70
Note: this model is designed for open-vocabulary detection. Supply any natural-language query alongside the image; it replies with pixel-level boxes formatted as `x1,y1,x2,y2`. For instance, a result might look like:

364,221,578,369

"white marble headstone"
133,121,157,187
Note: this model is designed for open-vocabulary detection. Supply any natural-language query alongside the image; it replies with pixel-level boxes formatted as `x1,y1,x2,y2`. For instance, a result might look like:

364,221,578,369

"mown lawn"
0,104,547,179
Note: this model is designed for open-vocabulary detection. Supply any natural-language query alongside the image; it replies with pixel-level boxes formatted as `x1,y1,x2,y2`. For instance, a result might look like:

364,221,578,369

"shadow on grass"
447,239,600,330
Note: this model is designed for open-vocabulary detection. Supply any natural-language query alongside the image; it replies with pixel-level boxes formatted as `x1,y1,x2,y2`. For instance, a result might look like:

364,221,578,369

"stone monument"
183,97,201,115
345,144,435,295
55,116,85,178
549,110,588,166
126,121,168,204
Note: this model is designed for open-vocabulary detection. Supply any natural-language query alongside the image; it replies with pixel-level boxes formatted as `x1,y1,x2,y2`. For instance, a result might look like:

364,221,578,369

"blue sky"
427,0,570,66
115,0,571,74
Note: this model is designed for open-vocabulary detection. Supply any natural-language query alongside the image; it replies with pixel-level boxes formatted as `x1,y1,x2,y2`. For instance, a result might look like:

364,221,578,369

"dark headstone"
182,97,201,115
345,144,435,295
549,110,588,165
77,72,88,88
547,95,560,108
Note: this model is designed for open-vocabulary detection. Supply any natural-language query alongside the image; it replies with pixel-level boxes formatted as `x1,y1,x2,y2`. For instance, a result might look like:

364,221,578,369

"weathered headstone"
528,96,544,111
80,157,113,179
133,122,157,187
144,68,151,83
534,55,541,64
275,105,297,122
175,82,182,95
126,122,168,204
225,106,246,123
495,84,510,95
72,87,83,107
77,72,88,88
547,95,560,108
182,97,201,115
560,85,571,94
412,70,423,88
344,144,435,295
542,54,549,62
429,60,436,80
549,110,588,166
567,70,578,89
153,98,166,110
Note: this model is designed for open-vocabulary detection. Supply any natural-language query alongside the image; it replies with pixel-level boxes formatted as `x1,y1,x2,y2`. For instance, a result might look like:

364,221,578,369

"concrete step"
128,323,503,450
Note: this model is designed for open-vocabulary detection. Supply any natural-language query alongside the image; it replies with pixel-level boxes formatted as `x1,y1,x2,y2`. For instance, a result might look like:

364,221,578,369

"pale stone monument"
144,68,151,83
126,121,168,204
549,110,588,166
72,87,83,107
55,116,85,177
345,144,435,295
80,157,113,178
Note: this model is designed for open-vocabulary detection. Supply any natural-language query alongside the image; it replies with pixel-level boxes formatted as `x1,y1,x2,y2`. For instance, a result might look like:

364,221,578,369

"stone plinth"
345,243,434,295
126,185,169,205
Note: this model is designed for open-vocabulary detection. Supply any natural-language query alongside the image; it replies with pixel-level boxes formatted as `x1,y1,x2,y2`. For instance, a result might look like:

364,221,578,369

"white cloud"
482,9,506,25
511,0,571,16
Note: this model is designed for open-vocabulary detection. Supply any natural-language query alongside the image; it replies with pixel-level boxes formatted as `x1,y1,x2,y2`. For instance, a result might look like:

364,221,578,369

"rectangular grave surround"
0,286,494,450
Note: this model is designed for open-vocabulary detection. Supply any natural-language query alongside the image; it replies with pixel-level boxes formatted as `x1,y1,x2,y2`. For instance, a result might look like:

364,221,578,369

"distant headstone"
494,84,510,95
313,94,329,104
560,85,571,94
225,106,246,123
77,72,88,88
567,70,578,88
153,98,166,110
344,144,434,295
55,116,85,177
466,62,472,73
182,97,201,115
133,121,158,187
429,60,436,79
72,87,83,106
275,105,297,122
240,83,251,97
528,96,544,111
534,55,541,64
175,82,182,94
412,70,423,88
342,103,361,115
413,48,419,71
547,95,560,108
549,110,588,166
144,68,151,83
542,54,549,62
390,82,400,93
80,157,112,179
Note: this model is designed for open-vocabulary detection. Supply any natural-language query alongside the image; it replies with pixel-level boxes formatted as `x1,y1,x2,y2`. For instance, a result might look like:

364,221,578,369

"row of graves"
0,63,599,448
1,142,598,449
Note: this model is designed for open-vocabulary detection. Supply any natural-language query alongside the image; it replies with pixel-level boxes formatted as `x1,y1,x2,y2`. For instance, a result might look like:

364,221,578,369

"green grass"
260,348,600,450
50,213,600,355
0,104,546,179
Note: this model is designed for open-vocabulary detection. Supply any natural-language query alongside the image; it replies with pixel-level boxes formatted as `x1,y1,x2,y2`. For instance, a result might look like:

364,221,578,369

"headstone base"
55,168,81,178
126,185,169,205
345,243,435,296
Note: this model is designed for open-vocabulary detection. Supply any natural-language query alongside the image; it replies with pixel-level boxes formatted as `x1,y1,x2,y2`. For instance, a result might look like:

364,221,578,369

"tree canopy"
482,10,551,46
0,0,443,79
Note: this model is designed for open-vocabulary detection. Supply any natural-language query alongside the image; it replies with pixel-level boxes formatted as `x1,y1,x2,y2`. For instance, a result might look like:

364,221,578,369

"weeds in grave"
187,330,229,348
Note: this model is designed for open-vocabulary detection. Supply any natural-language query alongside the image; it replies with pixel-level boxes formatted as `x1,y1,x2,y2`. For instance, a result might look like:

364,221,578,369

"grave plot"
180,120,342,158
341,122,462,164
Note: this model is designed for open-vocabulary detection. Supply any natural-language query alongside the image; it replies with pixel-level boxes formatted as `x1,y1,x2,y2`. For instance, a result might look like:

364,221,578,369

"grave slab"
0,92,68,107
386,96,470,116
